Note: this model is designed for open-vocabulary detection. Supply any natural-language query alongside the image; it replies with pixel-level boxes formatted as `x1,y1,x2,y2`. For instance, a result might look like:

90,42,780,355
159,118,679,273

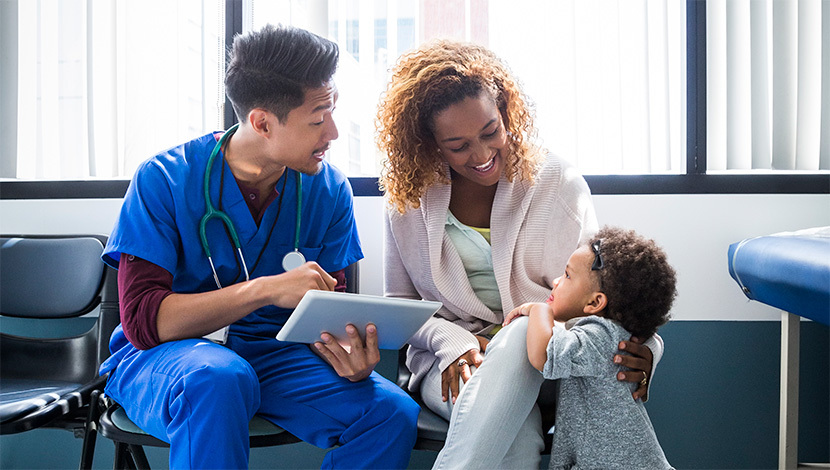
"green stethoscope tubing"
199,123,303,288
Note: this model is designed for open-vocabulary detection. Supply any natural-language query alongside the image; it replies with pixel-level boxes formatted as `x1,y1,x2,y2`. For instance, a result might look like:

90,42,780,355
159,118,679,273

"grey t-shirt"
544,316,673,470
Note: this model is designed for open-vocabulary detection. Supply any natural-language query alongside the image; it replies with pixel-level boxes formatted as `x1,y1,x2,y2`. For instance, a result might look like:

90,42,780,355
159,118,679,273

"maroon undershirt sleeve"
117,253,173,350
331,269,347,293
118,253,347,349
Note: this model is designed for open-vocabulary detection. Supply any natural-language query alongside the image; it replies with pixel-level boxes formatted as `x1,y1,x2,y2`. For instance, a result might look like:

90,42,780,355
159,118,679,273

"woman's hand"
614,336,653,400
475,335,490,354
441,349,484,404
313,323,380,382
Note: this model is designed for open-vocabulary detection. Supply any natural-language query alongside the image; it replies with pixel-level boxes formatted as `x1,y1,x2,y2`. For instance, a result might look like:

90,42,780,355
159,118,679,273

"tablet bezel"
276,290,442,350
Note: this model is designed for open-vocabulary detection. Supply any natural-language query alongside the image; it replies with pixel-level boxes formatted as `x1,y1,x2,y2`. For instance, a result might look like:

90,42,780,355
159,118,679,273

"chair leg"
79,390,102,470
113,442,134,470
127,444,152,470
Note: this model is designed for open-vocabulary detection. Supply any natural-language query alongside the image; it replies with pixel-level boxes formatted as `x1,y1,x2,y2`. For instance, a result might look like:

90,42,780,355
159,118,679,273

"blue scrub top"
103,131,363,340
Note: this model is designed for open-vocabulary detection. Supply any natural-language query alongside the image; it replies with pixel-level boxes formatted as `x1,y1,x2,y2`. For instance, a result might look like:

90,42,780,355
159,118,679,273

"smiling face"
546,245,606,323
268,81,339,175
430,92,509,187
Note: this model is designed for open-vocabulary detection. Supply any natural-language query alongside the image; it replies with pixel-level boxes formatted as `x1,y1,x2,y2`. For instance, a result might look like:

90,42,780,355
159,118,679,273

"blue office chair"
94,262,360,470
0,234,120,470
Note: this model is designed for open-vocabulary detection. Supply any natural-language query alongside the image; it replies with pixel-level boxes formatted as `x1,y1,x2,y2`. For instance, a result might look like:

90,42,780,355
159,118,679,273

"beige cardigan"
384,153,601,390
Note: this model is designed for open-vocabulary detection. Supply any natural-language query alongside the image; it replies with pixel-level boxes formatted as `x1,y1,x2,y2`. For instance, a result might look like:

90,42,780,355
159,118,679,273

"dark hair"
225,24,339,123
589,226,677,338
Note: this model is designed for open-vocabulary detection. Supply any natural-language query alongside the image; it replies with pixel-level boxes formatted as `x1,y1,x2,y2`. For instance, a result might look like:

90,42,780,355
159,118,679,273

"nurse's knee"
373,386,420,437
176,349,259,406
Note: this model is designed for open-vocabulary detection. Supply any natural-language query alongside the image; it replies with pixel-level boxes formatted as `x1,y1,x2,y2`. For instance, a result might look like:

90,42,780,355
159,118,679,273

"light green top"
445,211,502,314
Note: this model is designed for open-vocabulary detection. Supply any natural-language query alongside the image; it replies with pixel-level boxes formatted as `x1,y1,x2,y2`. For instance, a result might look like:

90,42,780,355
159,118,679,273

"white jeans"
425,317,546,470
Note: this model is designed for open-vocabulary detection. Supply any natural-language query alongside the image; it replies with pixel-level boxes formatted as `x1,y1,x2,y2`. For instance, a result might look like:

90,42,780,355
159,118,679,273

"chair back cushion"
0,237,105,318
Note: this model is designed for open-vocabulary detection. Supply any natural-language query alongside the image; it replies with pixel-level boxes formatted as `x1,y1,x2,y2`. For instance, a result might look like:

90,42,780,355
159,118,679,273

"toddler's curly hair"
376,39,543,213
589,226,677,338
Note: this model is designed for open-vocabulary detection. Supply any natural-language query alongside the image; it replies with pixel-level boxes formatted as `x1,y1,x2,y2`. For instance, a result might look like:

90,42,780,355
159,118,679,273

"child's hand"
503,302,543,326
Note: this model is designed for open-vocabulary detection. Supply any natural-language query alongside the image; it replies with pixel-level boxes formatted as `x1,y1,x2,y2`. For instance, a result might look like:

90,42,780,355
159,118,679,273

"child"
503,226,677,470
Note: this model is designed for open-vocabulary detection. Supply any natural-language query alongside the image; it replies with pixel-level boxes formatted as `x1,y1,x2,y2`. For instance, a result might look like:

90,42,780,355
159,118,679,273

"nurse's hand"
312,323,380,382
269,261,336,308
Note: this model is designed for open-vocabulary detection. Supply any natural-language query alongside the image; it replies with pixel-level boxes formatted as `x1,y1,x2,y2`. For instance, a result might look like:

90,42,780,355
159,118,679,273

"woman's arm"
616,333,663,401
382,210,422,300
383,210,480,361
384,210,483,401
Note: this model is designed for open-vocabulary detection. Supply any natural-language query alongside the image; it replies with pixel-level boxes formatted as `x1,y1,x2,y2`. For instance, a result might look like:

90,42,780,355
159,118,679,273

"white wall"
1,194,827,321
593,194,829,321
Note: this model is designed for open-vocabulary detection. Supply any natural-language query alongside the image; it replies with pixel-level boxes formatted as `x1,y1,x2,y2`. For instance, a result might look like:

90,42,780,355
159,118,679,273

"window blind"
707,0,829,172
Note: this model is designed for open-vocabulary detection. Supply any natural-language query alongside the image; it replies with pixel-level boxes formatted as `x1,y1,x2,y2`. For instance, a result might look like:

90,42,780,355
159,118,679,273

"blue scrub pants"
105,336,419,469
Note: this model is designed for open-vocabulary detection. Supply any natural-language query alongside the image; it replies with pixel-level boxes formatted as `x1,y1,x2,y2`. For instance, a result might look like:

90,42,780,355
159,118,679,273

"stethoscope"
199,123,306,289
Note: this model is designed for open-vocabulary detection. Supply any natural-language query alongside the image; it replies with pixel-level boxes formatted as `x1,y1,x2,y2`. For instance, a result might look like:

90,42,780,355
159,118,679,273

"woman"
377,40,664,469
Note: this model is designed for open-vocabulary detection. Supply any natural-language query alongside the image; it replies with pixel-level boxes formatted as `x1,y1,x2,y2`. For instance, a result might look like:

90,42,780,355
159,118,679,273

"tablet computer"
276,290,442,350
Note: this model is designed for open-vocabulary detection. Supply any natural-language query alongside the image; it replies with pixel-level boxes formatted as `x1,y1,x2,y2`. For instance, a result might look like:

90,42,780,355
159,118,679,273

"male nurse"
100,24,419,469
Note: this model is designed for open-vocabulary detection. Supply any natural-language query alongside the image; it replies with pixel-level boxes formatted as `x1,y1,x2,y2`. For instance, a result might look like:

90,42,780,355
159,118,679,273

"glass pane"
252,0,686,176
10,0,224,180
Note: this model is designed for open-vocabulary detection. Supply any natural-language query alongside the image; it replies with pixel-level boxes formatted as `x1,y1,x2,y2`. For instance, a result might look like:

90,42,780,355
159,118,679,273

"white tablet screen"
276,290,442,350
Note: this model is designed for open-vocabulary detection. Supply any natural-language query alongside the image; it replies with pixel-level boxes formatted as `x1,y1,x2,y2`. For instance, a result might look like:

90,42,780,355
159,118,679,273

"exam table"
728,227,830,469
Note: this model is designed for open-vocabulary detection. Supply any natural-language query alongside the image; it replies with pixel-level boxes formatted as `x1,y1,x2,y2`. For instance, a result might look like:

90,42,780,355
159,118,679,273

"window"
2,0,224,180
1,0,827,189
705,0,829,172
253,0,687,176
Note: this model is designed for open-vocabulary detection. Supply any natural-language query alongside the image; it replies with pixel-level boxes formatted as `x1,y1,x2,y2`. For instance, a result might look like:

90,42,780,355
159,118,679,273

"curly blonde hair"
376,40,542,213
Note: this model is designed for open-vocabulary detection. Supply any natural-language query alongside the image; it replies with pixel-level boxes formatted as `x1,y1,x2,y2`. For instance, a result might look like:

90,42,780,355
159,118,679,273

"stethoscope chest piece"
282,250,306,271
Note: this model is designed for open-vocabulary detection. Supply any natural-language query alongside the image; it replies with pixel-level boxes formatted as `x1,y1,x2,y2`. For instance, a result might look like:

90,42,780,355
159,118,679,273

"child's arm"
504,302,554,372
526,304,555,371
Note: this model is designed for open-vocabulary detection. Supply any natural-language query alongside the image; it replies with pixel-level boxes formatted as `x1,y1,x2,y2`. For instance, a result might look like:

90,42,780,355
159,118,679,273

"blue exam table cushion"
728,226,830,326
